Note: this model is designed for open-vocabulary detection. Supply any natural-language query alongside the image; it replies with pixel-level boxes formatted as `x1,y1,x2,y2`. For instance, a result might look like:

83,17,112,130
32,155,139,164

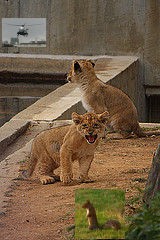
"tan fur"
25,111,109,184
82,200,121,230
67,59,160,139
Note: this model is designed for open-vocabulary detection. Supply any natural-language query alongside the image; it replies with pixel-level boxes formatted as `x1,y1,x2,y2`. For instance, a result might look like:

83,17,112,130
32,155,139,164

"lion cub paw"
40,175,55,185
79,176,93,183
60,174,72,184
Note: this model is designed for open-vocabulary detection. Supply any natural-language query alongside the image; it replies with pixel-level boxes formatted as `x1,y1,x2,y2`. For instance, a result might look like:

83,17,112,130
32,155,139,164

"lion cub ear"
73,60,82,73
98,111,109,124
72,112,82,125
87,59,95,68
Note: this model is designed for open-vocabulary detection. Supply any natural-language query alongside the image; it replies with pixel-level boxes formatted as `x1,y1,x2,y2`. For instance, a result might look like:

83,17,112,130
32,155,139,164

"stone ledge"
0,54,138,74
0,120,30,157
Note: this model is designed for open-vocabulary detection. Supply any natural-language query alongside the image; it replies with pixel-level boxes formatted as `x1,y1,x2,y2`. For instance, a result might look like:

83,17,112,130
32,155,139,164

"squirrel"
82,200,121,230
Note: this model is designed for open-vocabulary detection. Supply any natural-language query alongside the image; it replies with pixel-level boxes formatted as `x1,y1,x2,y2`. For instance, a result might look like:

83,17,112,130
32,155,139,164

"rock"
143,143,160,202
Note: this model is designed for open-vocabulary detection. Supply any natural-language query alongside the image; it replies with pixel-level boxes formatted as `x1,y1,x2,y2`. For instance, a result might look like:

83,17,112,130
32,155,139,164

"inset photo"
2,18,46,47
75,189,125,239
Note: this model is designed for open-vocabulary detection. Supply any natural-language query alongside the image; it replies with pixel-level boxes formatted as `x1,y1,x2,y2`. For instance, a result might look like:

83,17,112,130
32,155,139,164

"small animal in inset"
82,200,121,230
23,111,109,184
67,59,160,139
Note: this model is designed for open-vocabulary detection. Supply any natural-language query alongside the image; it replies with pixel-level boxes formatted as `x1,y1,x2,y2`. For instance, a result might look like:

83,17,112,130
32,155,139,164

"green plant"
126,193,160,240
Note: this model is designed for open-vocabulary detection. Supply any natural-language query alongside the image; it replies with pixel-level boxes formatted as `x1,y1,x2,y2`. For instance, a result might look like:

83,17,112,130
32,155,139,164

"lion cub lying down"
24,111,109,184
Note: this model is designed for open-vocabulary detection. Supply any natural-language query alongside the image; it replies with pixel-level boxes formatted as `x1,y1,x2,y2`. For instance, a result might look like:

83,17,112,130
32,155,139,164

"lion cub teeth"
85,135,97,144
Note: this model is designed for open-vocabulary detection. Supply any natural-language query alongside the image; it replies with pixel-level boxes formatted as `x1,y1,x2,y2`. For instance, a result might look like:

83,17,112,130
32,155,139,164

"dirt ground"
0,134,160,240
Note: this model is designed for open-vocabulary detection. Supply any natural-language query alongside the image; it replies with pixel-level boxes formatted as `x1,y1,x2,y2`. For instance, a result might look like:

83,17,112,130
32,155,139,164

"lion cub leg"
38,153,60,185
60,148,73,184
78,155,94,183
106,117,132,139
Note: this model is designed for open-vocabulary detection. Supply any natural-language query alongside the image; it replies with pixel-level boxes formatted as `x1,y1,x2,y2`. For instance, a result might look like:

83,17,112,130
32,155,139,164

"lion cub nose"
88,131,93,135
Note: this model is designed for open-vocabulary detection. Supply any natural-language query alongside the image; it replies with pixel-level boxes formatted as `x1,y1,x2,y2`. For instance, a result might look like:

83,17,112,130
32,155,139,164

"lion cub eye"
82,124,87,128
94,123,98,127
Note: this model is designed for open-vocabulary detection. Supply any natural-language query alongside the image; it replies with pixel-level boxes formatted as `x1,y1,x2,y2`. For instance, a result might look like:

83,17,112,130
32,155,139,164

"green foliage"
75,189,125,239
126,193,160,240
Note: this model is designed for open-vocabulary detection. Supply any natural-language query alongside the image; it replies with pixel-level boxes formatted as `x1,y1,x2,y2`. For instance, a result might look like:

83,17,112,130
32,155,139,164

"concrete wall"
0,0,160,120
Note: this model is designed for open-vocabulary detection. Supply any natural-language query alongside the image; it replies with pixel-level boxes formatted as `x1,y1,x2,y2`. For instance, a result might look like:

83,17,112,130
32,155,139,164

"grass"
75,189,125,239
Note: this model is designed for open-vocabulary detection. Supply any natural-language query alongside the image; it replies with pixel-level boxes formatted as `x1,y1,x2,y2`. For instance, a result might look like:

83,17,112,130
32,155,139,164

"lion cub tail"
133,122,146,137
22,153,37,178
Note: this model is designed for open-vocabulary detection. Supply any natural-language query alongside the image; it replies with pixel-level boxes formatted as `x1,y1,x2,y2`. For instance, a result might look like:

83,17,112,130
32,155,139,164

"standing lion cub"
67,59,160,138
24,111,109,184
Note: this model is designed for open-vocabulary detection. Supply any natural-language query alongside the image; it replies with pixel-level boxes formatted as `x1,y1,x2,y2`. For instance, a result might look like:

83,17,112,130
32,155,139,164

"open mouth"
85,134,97,144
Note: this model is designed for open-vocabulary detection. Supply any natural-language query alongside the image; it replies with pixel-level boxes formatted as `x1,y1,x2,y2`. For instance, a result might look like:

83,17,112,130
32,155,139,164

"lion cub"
24,111,109,184
67,59,160,138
